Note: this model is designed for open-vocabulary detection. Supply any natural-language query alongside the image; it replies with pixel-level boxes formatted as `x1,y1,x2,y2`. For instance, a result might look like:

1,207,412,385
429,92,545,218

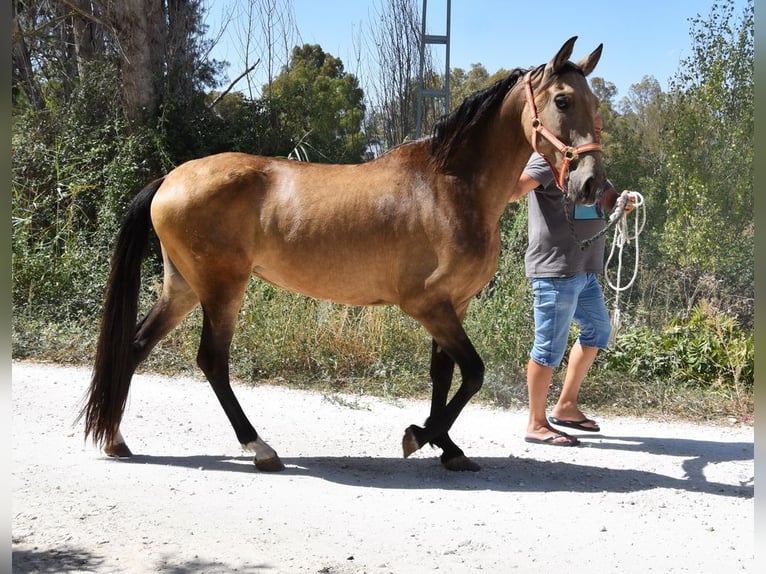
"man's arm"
509,172,541,203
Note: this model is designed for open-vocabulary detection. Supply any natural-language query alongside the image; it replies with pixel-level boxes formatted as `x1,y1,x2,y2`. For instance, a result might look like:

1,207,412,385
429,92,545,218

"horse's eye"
554,95,570,111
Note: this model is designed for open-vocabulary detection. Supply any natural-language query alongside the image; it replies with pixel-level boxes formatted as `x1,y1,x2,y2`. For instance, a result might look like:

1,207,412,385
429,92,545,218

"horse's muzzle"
567,156,605,205
572,175,603,206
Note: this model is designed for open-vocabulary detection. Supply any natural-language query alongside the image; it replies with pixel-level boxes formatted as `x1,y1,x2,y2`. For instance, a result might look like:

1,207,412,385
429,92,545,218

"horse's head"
521,36,605,205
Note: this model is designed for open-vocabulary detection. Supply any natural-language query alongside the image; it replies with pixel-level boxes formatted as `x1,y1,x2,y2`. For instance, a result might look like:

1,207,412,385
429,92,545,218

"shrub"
603,300,753,392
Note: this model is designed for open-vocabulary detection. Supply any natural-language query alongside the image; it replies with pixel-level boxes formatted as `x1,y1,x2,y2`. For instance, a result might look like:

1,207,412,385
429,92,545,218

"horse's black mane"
429,67,529,172
429,62,584,173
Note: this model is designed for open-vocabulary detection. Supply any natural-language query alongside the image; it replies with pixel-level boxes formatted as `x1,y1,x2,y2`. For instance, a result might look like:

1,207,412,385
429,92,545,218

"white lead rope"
606,191,646,346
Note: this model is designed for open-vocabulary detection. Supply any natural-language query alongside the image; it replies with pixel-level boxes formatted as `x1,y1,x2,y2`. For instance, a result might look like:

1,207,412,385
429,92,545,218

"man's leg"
548,273,611,431
550,342,600,429
525,277,583,445
526,358,578,444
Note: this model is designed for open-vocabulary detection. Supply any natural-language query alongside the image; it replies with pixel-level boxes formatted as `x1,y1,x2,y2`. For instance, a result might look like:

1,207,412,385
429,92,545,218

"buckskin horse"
79,37,605,472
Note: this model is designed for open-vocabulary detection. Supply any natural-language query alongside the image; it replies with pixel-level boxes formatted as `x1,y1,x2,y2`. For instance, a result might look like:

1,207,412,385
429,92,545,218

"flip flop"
548,415,600,432
524,432,580,447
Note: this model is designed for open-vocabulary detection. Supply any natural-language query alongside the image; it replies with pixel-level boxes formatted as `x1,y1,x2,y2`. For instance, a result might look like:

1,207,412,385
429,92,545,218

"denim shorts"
529,273,611,368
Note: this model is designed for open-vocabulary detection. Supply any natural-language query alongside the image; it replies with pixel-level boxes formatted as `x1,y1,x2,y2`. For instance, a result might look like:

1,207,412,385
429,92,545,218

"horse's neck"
471,109,532,223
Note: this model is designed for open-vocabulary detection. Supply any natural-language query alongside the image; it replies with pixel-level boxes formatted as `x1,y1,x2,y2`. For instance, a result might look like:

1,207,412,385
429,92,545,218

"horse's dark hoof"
255,455,285,472
402,426,422,458
103,442,132,458
442,455,481,472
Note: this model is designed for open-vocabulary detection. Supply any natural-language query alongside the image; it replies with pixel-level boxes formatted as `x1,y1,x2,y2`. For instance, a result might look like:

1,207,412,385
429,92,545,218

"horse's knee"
195,349,214,376
196,349,228,381
461,360,485,396
463,377,483,397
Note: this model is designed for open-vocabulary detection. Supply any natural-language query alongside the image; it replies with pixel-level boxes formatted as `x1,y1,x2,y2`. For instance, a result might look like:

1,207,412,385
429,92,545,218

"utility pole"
415,0,451,139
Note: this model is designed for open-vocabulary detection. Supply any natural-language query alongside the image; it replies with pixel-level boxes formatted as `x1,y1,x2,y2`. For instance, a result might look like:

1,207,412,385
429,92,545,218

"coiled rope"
606,190,646,346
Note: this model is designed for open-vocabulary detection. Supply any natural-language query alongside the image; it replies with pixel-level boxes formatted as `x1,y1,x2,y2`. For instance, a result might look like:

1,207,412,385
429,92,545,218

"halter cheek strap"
523,71,602,192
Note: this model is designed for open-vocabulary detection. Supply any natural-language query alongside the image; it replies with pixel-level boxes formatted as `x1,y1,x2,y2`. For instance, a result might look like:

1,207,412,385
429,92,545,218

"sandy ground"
11,360,754,573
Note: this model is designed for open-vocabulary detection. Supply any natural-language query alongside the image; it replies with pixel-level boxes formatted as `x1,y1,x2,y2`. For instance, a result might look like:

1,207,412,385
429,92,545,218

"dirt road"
11,361,754,573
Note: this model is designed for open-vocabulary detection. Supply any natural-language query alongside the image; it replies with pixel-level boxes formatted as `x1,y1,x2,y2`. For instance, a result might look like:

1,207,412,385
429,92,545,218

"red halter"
523,71,602,192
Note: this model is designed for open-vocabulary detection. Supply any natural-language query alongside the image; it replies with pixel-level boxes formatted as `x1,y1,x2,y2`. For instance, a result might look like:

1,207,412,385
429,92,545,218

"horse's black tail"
77,177,165,447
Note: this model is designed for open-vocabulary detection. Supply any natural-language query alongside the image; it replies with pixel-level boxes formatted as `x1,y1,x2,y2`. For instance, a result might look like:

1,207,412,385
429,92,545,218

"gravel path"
11,361,754,573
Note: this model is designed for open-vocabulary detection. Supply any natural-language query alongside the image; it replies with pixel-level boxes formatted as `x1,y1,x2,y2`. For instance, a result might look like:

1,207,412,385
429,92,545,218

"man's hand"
607,190,640,222
623,191,638,214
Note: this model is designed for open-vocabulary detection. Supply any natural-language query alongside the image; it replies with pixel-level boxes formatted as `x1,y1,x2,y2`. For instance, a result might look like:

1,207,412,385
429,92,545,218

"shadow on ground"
11,546,274,574
115,433,752,499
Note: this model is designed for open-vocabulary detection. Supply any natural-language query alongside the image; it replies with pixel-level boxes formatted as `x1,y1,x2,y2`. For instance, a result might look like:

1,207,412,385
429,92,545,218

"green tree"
265,44,366,162
606,77,668,214
449,64,490,112
659,0,753,317
449,64,515,114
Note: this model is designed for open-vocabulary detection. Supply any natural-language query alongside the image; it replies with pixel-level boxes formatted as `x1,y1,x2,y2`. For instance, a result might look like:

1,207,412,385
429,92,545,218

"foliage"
225,281,432,395
602,300,753,394
662,2,754,296
155,0,232,163
464,203,534,407
205,92,285,156
449,64,491,113
450,64,516,115
265,44,367,162
12,59,157,323
364,0,424,148
659,0,753,315
596,0,753,333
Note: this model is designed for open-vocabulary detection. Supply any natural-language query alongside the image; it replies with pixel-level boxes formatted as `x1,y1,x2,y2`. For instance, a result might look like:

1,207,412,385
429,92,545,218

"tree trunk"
12,2,44,109
107,0,162,121
69,0,106,82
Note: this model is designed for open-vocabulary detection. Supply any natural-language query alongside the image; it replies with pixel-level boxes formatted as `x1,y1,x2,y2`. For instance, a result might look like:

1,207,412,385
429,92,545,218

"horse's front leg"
402,339,478,470
402,305,484,471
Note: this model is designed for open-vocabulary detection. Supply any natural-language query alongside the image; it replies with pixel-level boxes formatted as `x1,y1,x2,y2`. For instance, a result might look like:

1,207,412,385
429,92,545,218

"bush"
603,300,753,392
12,60,159,324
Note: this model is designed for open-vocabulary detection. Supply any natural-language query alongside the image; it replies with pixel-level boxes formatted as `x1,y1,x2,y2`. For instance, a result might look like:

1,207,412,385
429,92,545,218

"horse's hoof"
103,442,133,458
442,455,481,472
255,455,285,472
402,426,421,458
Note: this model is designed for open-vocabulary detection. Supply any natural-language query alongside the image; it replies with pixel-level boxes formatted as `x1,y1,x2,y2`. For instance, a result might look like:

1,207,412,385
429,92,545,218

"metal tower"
415,0,451,138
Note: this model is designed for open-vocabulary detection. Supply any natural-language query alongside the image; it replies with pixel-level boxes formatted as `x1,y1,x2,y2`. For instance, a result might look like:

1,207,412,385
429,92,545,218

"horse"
79,36,605,472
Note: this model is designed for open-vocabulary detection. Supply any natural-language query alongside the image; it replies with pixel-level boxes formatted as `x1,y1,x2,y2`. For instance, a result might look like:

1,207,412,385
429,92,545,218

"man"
510,152,636,446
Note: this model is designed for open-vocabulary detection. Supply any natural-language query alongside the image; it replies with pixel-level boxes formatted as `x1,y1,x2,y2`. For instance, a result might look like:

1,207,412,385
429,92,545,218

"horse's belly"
252,261,397,306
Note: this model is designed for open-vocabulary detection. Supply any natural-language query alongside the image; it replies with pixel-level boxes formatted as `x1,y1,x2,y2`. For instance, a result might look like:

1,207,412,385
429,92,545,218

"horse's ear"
542,36,578,82
576,44,603,77
551,36,577,73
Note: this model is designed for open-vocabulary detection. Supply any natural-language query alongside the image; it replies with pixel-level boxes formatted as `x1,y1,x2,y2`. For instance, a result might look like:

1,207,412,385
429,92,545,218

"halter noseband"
523,70,602,192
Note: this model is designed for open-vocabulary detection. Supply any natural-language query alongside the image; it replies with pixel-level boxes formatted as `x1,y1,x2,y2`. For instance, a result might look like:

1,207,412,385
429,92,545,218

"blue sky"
207,0,750,99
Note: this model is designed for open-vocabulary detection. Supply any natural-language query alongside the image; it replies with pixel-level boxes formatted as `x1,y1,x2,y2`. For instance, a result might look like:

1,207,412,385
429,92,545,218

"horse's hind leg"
196,289,284,472
104,262,199,458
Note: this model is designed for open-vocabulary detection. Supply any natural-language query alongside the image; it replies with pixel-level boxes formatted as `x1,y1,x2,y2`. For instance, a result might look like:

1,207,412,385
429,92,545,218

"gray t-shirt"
524,153,607,278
